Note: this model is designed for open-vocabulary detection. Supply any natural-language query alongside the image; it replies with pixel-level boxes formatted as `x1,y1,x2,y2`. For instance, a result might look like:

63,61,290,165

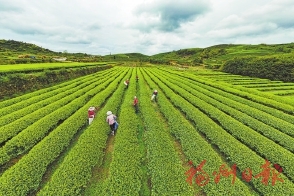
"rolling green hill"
1,39,294,69
102,52,149,61
0,39,103,64
147,43,294,68
0,39,55,54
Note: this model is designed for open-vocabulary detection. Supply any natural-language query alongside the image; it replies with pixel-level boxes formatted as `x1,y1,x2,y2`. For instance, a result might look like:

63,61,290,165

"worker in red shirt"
88,106,96,125
133,96,139,113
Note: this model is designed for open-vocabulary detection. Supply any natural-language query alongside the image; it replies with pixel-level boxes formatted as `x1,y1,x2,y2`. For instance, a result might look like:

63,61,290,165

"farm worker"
124,79,130,89
106,111,117,135
136,75,139,82
151,90,158,101
88,106,96,125
133,96,139,113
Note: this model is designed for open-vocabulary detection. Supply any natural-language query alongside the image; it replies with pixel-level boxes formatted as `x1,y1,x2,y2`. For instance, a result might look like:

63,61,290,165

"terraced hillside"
0,67,293,196
199,71,294,103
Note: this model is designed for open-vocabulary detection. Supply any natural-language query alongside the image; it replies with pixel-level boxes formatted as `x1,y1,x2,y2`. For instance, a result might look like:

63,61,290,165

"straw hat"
106,111,112,116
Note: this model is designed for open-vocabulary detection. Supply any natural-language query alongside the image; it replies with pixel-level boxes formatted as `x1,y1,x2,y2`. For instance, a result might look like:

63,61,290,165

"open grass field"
0,62,111,73
0,67,294,195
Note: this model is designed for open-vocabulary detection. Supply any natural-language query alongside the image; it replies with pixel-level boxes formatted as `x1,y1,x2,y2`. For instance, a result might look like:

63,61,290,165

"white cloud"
208,22,278,39
215,15,244,29
0,0,294,55
132,0,211,32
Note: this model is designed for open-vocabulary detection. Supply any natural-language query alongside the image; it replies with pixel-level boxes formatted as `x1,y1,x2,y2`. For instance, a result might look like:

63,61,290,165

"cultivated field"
0,62,110,73
201,72,294,99
0,67,294,196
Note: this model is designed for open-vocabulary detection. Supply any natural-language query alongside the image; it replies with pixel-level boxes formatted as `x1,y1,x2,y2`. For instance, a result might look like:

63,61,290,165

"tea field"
0,66,294,196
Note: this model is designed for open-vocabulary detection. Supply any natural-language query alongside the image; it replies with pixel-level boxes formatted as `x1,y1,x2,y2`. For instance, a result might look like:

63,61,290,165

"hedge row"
146,68,294,195
0,69,113,128
0,70,123,166
153,70,294,182
230,81,278,85
0,68,126,196
0,67,116,116
243,83,294,88
101,68,143,195
141,68,255,195
0,68,117,142
255,86,294,92
138,68,193,195
0,78,97,144
0,77,77,114
274,90,294,96
0,64,112,99
161,68,294,125
157,69,294,149
162,68,294,114
38,68,130,196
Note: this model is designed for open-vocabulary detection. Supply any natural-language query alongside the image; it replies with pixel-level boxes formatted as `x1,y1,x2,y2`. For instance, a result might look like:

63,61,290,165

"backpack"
114,121,119,130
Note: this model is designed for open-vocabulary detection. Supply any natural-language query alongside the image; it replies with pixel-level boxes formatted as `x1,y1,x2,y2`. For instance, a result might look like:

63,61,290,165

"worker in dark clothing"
106,111,117,135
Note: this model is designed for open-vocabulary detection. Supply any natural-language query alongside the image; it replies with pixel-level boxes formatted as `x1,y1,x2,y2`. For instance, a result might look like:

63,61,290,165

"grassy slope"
0,40,103,64
150,43,294,67
1,39,294,67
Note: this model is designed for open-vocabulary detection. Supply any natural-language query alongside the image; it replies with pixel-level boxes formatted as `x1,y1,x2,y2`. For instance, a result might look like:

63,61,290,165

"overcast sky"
1,0,294,55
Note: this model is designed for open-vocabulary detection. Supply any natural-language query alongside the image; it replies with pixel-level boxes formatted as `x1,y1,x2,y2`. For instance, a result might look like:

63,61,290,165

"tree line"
222,56,294,82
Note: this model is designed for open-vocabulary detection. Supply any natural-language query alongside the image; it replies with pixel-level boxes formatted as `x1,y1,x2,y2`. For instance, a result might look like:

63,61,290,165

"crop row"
256,86,294,91
192,72,229,76
38,68,131,196
153,69,294,182
200,75,294,109
209,72,294,124
214,78,264,82
0,62,108,72
137,68,194,195
243,83,294,88
0,77,72,109
145,68,294,195
229,83,294,108
0,67,116,117
191,71,229,76
205,76,269,81
0,68,116,134
0,69,124,166
141,68,255,195
0,79,74,116
274,90,294,96
230,81,281,85
160,68,294,122
0,68,127,196
157,69,294,147
100,68,143,195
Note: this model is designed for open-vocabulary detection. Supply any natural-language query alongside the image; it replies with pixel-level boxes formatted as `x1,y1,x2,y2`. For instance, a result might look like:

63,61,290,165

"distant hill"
102,52,149,61
146,43,294,68
104,43,294,68
1,39,294,67
0,39,103,64
0,39,55,53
